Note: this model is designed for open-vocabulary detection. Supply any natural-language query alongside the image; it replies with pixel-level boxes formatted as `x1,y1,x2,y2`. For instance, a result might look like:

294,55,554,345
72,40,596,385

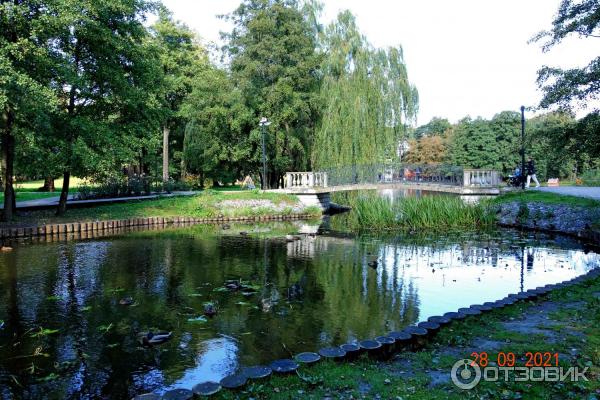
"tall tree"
150,10,208,183
404,136,448,164
0,0,58,220
526,111,577,180
223,0,321,188
50,0,158,215
531,0,600,110
312,11,418,172
181,66,252,187
413,117,451,139
448,112,521,175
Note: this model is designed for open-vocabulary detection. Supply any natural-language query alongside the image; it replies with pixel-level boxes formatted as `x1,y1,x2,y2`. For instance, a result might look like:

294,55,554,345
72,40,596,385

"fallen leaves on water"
37,373,59,383
30,328,59,338
98,323,113,334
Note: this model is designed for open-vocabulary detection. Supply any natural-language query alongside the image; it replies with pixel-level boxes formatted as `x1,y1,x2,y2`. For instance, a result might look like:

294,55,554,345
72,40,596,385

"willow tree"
312,11,418,173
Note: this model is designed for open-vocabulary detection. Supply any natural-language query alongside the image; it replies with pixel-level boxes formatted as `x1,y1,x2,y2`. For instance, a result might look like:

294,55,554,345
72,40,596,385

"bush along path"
136,269,600,399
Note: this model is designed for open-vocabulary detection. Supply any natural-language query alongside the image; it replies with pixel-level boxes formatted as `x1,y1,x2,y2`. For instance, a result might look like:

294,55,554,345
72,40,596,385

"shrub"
581,169,600,187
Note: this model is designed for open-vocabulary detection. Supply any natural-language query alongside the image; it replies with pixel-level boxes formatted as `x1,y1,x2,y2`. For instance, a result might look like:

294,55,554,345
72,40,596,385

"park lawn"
2,191,320,227
12,177,88,192
0,177,89,203
0,192,58,202
211,277,600,400
494,190,600,208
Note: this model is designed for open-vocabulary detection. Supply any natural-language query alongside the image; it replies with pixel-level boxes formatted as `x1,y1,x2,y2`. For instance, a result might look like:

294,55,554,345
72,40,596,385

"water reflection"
0,220,598,398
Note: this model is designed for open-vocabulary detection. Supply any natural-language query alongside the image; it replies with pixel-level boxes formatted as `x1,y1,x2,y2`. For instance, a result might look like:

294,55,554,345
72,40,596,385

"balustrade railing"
463,169,500,187
323,163,464,187
285,165,500,189
285,172,328,189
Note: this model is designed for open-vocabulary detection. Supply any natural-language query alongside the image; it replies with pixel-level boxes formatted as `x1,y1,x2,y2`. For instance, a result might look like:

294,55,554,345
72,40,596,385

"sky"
160,0,597,125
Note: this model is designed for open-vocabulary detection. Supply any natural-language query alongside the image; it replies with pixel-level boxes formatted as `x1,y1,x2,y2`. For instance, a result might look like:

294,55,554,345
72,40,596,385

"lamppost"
520,106,526,190
259,117,271,190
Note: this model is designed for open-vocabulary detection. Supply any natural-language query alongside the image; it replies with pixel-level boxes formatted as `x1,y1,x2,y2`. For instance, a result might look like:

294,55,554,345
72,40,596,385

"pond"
0,190,598,399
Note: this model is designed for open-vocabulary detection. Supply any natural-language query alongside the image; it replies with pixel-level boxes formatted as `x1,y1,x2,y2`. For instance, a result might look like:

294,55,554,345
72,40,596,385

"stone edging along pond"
0,213,316,241
133,268,600,399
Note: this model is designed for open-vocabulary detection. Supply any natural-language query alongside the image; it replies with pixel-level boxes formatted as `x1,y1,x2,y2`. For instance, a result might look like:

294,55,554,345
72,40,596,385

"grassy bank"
347,195,495,231
209,276,600,400
1,191,320,227
494,190,600,208
493,191,600,233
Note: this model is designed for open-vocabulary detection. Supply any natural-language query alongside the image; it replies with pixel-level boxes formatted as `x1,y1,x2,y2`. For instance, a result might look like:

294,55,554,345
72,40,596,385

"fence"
285,164,501,189
322,164,465,187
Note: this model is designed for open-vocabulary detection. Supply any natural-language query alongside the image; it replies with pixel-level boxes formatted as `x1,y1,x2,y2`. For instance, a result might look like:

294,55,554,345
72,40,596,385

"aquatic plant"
349,195,496,231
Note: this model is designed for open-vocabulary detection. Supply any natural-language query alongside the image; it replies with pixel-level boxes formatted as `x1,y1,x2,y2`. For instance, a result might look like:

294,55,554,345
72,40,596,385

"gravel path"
534,186,600,201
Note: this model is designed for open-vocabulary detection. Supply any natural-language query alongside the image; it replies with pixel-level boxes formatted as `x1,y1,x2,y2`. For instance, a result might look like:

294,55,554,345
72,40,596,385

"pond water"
0,190,598,399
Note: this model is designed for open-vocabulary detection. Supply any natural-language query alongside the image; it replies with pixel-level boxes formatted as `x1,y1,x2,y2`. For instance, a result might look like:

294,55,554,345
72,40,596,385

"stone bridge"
277,166,501,210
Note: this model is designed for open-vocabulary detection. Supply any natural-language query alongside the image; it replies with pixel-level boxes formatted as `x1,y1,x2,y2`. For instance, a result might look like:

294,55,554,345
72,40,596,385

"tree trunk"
162,125,170,183
40,176,55,192
56,171,70,216
2,107,16,222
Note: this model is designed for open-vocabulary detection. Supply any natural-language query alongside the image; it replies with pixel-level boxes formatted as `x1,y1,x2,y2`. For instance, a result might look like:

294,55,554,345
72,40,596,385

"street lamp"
259,117,271,190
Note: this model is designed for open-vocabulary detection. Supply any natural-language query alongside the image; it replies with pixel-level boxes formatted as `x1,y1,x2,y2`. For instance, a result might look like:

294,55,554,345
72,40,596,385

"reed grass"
349,195,496,231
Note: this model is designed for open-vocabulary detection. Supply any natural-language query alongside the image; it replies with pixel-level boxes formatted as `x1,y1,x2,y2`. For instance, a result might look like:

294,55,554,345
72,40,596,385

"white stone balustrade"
285,172,328,189
463,169,500,187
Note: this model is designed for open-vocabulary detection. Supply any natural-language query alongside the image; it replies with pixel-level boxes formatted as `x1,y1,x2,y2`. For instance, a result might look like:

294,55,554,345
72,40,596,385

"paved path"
534,186,600,201
2,191,199,210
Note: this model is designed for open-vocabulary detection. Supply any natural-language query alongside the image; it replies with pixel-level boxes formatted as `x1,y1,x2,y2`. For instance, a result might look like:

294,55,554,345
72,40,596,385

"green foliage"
347,194,495,231
581,169,600,186
413,117,451,139
531,0,600,111
448,112,521,175
0,0,61,219
399,110,595,182
45,0,163,214
150,9,209,179
76,176,174,200
312,11,418,169
181,66,251,185
223,0,322,187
